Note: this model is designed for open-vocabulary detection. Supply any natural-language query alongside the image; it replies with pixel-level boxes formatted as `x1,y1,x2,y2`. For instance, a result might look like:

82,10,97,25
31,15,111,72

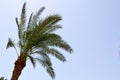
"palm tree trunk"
11,56,26,80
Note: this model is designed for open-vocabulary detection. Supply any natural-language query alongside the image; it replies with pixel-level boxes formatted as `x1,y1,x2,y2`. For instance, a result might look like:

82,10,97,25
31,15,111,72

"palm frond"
35,57,55,78
27,7,45,31
47,39,73,53
40,33,62,42
32,47,66,62
52,41,72,52
31,48,52,67
27,54,36,68
46,66,55,79
46,48,66,62
6,38,15,49
15,17,19,29
44,24,62,33
27,33,61,50
34,51,51,64
35,56,52,68
16,2,26,49
37,16,62,34
19,2,26,31
0,77,7,80
6,38,19,56
25,13,33,40
42,14,61,25
33,35,73,53
25,14,62,50
37,14,62,34
37,24,62,35
30,14,61,37
27,31,73,55
27,13,33,30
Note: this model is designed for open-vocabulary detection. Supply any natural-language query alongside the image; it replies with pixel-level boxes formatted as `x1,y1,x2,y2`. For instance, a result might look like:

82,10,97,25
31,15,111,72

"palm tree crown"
7,2,73,79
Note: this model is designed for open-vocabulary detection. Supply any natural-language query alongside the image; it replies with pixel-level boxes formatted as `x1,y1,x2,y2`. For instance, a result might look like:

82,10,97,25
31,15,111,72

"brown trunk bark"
11,56,26,80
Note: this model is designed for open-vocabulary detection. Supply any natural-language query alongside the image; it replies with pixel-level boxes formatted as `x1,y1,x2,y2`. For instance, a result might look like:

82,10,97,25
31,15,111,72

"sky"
0,0,120,80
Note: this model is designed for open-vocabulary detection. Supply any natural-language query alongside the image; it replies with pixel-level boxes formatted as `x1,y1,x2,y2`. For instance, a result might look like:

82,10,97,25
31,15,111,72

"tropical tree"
0,77,7,80
6,2,73,80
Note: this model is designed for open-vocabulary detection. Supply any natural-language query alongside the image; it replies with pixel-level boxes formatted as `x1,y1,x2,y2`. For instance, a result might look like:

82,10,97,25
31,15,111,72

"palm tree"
0,77,7,80
6,2,73,80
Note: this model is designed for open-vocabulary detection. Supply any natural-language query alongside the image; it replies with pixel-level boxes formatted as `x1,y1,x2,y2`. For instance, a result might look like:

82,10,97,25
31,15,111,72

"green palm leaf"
16,2,26,48
34,35,73,53
37,14,62,33
19,2,26,31
27,7,45,31
6,38,15,49
26,33,61,50
46,48,66,62
44,24,62,33
27,54,36,68
46,66,55,79
35,57,55,78
6,38,19,56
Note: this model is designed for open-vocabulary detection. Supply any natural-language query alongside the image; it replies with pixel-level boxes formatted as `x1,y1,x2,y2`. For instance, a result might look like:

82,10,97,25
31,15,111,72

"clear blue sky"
0,0,120,80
